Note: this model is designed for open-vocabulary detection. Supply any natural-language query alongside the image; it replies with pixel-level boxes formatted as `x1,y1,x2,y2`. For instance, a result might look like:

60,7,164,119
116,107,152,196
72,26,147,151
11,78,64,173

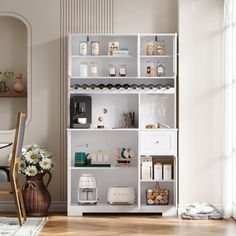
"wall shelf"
0,92,27,98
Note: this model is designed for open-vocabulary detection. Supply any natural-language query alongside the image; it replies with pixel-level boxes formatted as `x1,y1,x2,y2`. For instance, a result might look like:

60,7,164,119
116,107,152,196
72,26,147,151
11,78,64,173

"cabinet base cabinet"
68,204,177,216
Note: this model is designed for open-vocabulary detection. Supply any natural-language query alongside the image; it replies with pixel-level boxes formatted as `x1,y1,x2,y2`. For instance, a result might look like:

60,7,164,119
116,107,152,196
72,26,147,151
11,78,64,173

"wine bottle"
123,84,130,90
139,84,146,89
107,84,113,90
72,84,80,89
131,84,138,89
98,84,105,89
90,84,96,90
115,84,122,89
148,84,155,89
157,84,162,89
165,84,171,89
81,84,88,89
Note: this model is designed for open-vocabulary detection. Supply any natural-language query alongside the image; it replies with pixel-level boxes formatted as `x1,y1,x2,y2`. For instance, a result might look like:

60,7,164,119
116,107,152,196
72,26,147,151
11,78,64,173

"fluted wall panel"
60,0,113,200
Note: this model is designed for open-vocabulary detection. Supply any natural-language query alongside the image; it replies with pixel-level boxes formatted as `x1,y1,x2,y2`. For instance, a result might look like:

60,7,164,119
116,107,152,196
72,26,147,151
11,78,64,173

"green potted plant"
0,70,14,93
19,143,53,217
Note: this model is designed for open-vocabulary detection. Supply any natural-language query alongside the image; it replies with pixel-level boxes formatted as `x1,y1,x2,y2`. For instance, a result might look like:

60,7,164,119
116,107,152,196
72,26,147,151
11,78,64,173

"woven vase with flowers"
19,144,53,216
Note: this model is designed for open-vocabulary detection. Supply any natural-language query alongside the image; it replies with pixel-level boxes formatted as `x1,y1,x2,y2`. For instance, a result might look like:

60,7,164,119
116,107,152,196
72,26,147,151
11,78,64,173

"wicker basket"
146,182,169,205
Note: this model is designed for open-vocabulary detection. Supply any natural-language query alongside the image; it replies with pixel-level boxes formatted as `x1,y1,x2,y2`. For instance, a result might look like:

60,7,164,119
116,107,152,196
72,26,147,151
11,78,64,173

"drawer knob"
155,141,159,144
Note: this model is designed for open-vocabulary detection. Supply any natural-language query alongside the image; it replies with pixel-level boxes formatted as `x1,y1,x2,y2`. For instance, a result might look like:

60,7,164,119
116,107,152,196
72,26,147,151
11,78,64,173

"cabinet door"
140,130,177,155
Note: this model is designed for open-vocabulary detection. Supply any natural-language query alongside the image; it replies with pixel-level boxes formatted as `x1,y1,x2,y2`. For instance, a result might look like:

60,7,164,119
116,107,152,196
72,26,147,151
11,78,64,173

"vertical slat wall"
60,0,113,201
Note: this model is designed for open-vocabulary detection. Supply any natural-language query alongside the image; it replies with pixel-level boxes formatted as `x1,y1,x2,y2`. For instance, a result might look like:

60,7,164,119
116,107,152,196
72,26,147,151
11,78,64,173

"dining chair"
0,112,27,226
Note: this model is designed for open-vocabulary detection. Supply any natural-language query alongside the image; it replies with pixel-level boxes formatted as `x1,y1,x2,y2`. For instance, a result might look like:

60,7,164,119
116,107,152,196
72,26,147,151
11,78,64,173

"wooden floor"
39,214,236,236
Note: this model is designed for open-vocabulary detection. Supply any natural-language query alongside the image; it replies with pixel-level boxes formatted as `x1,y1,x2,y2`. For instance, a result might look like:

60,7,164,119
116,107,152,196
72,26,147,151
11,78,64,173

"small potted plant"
0,70,14,93
19,144,53,217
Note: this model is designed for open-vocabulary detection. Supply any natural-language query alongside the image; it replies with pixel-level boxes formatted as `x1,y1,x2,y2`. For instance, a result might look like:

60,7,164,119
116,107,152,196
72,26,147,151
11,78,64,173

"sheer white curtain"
223,0,236,218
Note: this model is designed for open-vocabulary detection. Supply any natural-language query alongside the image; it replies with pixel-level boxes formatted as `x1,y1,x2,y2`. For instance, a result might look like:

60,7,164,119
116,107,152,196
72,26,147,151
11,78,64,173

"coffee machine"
78,174,98,205
70,95,92,128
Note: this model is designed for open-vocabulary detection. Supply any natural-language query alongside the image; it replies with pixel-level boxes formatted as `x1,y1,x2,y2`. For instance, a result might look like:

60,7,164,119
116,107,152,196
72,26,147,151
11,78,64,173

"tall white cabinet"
67,33,178,216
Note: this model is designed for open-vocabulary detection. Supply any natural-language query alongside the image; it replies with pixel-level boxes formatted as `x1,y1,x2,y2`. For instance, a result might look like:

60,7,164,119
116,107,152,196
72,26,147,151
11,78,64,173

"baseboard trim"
0,201,67,212
178,204,223,216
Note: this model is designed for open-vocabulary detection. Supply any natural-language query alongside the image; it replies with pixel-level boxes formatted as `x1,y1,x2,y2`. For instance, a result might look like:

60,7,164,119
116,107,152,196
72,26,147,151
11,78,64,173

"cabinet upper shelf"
0,92,27,98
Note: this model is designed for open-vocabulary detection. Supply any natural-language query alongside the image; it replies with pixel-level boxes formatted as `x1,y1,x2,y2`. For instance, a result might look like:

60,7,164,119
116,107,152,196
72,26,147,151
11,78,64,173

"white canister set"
141,157,172,180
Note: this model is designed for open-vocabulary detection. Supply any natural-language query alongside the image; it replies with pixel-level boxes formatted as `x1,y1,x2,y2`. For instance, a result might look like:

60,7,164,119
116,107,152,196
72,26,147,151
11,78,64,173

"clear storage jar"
91,41,100,56
109,64,116,77
119,64,127,77
156,62,165,77
90,62,98,77
145,41,155,55
146,61,155,77
79,41,87,55
156,40,165,55
80,62,88,77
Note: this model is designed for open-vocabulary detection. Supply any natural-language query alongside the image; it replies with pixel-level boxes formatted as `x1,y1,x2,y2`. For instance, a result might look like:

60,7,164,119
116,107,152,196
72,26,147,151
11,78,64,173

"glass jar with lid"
109,64,116,77
145,41,155,55
79,41,88,55
156,62,165,77
80,62,88,77
146,60,155,77
156,40,165,55
89,62,98,77
91,41,100,56
119,64,127,77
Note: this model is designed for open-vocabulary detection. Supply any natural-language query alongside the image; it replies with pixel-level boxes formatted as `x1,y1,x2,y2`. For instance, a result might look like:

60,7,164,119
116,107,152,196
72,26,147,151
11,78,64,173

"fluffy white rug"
0,217,47,236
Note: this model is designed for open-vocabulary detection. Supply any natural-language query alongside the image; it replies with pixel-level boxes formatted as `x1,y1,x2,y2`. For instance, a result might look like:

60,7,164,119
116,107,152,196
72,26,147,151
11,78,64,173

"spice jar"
79,41,87,55
146,61,155,77
109,64,116,77
156,62,165,77
91,41,100,55
90,62,98,77
145,41,155,55
80,62,88,77
156,40,165,55
119,64,127,77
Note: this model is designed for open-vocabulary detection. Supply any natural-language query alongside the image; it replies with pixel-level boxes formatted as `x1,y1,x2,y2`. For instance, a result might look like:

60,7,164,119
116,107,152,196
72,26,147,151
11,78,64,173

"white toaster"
107,187,136,205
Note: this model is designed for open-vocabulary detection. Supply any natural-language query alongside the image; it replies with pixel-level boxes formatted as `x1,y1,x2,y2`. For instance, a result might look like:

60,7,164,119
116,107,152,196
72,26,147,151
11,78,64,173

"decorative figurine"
97,116,104,128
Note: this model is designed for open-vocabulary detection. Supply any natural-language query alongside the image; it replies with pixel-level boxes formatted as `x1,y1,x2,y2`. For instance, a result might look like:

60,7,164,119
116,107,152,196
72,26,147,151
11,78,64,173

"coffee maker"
78,174,98,205
70,95,92,128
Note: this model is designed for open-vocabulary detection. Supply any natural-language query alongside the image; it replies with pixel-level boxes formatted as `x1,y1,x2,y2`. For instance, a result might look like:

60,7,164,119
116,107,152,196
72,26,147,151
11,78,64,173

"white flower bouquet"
19,144,53,176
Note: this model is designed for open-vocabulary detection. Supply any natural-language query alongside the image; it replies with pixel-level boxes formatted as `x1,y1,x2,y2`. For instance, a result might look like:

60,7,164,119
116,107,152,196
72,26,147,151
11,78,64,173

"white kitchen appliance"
107,187,136,205
78,174,98,204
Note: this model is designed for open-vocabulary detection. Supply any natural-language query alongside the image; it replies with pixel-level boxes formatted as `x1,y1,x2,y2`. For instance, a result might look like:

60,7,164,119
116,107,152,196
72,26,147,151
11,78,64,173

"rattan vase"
22,171,52,217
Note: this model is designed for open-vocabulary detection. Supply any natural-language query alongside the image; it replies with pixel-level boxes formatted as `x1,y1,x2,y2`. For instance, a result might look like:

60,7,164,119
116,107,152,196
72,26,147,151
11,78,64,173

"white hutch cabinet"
67,33,178,216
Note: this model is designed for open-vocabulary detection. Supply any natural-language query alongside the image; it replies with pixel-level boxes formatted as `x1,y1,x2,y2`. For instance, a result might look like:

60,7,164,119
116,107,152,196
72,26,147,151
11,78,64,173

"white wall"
0,0,62,207
0,16,27,130
178,0,224,208
113,0,178,33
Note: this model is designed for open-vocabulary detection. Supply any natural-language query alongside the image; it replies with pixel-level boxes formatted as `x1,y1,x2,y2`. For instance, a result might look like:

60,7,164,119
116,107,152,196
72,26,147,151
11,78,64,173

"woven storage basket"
146,182,169,205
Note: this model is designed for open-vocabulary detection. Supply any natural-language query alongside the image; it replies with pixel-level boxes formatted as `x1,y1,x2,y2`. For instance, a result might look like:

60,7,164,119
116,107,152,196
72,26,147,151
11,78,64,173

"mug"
78,118,87,124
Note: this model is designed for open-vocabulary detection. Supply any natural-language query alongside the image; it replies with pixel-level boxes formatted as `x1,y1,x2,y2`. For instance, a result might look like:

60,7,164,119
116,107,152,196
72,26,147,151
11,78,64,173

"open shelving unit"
67,33,178,216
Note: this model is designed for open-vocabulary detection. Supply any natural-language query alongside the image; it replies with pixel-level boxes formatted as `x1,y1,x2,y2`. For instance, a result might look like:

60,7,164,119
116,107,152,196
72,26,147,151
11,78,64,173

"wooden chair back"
10,112,26,180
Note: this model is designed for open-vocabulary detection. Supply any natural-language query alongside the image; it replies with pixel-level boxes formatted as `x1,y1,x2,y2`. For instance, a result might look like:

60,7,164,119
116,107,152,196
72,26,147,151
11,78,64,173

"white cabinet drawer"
140,130,177,155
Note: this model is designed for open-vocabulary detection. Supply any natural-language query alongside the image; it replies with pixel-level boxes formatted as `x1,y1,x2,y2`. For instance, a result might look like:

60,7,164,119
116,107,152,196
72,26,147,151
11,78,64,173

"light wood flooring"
39,214,236,236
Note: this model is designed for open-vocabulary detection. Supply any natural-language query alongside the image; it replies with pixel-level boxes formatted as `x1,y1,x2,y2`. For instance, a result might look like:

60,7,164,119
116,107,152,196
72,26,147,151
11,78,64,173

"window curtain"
223,0,236,218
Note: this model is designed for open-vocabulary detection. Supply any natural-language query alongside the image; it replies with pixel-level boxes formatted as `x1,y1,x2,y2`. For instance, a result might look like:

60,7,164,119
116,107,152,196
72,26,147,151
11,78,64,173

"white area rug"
0,217,47,236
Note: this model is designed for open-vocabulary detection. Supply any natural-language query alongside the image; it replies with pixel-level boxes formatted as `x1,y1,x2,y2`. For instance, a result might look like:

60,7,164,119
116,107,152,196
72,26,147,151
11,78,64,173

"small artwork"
115,147,134,166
